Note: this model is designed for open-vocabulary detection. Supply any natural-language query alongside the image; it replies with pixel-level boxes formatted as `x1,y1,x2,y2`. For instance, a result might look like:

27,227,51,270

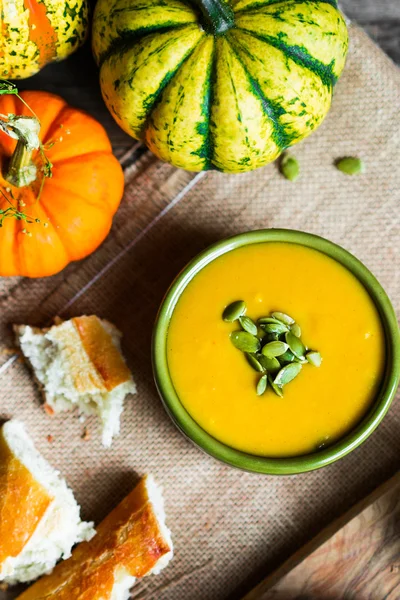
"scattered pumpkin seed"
239,315,258,336
280,153,300,182
230,331,260,353
262,322,289,336
335,157,365,176
291,323,301,338
258,355,281,373
267,374,284,397
285,331,306,359
271,311,295,326
274,362,302,386
223,300,246,322
246,353,264,373
306,351,322,367
261,341,288,358
256,374,268,396
278,349,295,364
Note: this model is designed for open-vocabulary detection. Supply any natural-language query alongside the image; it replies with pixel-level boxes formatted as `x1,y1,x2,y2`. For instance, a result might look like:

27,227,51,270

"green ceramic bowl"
152,229,400,474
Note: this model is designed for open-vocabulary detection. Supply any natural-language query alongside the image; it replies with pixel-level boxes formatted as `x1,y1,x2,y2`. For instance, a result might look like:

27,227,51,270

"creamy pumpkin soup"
167,243,385,457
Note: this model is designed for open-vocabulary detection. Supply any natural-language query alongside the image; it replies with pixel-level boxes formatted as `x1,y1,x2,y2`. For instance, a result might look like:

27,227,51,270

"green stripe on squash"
232,0,339,14
225,34,289,148
93,0,348,173
238,30,337,86
146,37,215,170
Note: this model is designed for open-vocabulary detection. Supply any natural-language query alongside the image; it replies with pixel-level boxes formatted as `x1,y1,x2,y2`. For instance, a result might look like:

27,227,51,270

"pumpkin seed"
285,331,306,359
258,355,281,373
256,374,268,396
267,374,284,398
278,349,295,364
294,356,308,364
306,351,322,367
335,157,365,176
262,322,289,336
261,341,288,358
223,300,246,322
230,331,260,353
280,153,300,182
246,353,264,373
274,362,302,386
239,315,258,336
256,327,266,340
258,317,283,325
291,323,301,338
271,311,295,326
223,304,322,395
262,331,280,343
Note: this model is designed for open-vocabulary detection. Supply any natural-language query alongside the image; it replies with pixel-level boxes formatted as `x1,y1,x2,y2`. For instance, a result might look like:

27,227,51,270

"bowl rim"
152,229,400,475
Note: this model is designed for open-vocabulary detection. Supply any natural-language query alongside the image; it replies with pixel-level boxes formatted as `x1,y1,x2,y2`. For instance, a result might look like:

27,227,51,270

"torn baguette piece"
14,316,136,447
0,420,95,585
16,474,173,600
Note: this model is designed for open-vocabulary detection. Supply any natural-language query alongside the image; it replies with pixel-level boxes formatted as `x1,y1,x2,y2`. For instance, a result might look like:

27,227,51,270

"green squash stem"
5,139,37,188
192,0,235,34
3,116,40,188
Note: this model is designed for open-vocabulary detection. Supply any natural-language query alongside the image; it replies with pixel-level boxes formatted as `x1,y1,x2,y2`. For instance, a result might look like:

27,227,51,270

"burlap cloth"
0,24,399,600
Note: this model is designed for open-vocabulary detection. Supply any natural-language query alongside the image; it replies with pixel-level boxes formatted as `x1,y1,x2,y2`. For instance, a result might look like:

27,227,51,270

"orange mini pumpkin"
0,91,124,277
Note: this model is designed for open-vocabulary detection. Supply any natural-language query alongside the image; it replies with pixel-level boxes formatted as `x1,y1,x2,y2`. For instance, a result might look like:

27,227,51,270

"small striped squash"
0,0,89,79
93,0,348,174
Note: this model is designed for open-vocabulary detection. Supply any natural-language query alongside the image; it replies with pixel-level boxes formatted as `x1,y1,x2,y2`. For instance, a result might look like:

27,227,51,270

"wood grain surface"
341,0,400,66
243,472,400,599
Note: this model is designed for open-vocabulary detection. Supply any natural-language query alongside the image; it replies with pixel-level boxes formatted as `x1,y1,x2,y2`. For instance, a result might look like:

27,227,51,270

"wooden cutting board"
242,472,400,599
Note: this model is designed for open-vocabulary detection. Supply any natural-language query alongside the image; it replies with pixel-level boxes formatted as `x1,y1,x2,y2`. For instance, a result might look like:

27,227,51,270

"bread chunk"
0,420,95,584
15,316,136,447
16,475,173,600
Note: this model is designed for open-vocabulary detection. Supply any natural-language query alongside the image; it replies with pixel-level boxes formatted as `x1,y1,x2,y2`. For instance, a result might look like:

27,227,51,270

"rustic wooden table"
243,473,400,599
341,0,400,65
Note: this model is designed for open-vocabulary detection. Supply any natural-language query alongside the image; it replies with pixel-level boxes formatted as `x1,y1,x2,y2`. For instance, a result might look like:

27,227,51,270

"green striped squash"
0,0,88,79
93,0,348,173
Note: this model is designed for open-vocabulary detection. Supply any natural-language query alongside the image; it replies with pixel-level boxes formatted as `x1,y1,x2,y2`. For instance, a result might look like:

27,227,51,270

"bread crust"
16,476,172,600
14,316,133,397
72,316,132,391
0,429,53,568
